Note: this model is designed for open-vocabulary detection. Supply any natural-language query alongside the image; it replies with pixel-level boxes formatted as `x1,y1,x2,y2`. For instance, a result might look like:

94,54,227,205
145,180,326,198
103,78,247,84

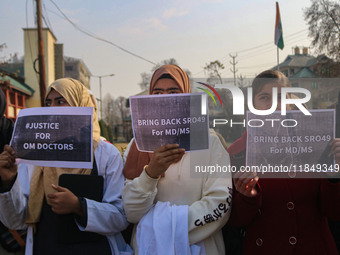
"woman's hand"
328,139,340,177
0,145,18,188
331,139,340,165
233,170,259,197
47,184,82,216
146,144,185,179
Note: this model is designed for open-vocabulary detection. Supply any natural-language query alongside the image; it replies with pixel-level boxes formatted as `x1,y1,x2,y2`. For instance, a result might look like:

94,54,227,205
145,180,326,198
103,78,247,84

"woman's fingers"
3,145,15,156
233,171,259,197
147,144,185,178
155,144,180,153
162,149,185,161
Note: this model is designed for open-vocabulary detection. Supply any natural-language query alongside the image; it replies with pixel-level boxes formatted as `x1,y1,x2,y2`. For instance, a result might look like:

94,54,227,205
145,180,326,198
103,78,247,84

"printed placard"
10,107,93,168
130,93,209,152
246,110,335,172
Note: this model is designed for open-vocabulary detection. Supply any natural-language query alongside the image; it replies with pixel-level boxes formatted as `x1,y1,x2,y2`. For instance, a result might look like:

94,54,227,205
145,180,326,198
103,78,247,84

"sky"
1,0,313,101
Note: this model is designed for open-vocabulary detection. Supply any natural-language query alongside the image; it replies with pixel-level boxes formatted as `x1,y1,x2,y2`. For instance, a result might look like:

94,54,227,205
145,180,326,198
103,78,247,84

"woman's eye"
260,96,270,100
45,102,51,107
58,100,66,105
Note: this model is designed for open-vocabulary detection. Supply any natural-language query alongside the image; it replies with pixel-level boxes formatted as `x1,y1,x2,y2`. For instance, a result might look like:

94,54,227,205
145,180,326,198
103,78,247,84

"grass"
114,143,129,158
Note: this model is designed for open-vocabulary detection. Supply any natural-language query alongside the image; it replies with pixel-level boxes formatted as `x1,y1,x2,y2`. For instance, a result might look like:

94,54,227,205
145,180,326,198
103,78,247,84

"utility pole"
36,0,46,106
229,54,238,86
92,74,115,120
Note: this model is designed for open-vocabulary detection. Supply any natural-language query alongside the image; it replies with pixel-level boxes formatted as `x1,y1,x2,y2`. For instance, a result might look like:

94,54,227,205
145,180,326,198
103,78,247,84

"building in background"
23,28,57,108
272,46,340,109
64,56,91,89
0,71,34,121
0,28,92,117
273,46,340,78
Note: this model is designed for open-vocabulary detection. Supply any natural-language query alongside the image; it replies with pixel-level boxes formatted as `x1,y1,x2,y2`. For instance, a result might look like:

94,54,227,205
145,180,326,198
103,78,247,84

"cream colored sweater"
122,133,232,255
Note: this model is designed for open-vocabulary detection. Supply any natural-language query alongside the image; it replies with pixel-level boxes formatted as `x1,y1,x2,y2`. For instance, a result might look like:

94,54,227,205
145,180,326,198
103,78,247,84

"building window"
9,92,15,105
65,65,73,71
6,90,26,120
17,94,24,107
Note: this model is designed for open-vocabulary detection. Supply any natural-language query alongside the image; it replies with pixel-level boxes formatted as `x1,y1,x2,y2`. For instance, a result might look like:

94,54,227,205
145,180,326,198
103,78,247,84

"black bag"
57,174,104,244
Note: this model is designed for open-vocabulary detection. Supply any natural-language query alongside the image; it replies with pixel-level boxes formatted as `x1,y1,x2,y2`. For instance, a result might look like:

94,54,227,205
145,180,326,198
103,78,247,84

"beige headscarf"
26,78,101,226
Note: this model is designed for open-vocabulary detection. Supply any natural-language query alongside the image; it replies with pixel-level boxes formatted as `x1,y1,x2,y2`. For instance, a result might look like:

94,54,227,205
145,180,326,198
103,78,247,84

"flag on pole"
275,2,284,50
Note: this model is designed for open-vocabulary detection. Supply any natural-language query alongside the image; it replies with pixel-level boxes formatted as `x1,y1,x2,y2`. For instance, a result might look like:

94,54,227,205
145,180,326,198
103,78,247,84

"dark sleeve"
0,117,14,152
228,184,262,227
3,118,14,144
0,174,17,193
74,197,88,227
328,174,340,183
228,148,262,227
328,178,340,183
320,179,340,220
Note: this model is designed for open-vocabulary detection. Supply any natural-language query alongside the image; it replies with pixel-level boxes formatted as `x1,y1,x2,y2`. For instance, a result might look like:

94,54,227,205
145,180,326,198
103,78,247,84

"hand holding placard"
331,139,340,164
0,145,17,188
233,171,259,197
327,139,340,177
10,107,93,168
146,144,185,179
247,110,335,173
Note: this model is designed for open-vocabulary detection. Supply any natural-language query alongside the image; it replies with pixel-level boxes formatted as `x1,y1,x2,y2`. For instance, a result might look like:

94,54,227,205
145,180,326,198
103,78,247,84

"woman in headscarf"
122,65,233,254
0,78,131,255
224,70,340,255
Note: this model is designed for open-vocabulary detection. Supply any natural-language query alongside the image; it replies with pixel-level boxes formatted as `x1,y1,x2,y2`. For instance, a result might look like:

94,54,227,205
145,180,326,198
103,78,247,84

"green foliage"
99,119,111,142
120,146,127,162
106,124,114,143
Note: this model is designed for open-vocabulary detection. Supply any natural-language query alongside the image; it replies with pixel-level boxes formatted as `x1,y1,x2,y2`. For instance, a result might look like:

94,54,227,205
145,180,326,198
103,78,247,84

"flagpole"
277,47,280,71
275,1,283,71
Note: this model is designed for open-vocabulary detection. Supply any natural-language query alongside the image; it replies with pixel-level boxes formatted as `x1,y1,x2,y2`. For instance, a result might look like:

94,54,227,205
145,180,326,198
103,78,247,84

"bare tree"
103,94,131,141
304,0,340,60
204,60,225,84
103,94,120,127
115,96,130,140
138,72,151,91
237,74,247,87
115,96,128,123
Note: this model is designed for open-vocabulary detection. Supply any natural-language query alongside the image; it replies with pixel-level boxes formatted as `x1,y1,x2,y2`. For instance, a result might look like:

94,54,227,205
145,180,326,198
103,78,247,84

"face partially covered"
253,82,291,111
45,89,71,107
151,78,182,95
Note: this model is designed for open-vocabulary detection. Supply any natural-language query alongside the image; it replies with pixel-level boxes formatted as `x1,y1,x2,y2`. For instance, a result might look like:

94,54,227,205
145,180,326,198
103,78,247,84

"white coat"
122,133,233,255
0,140,133,255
